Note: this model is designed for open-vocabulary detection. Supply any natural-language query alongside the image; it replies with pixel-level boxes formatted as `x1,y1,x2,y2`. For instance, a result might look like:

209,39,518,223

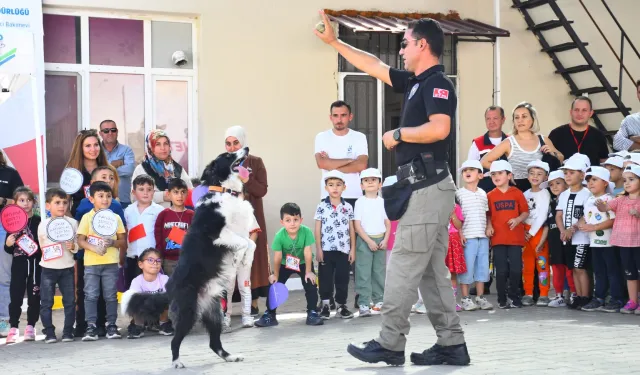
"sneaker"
498,301,508,309
44,332,57,344
461,297,479,311
97,325,107,337
509,299,523,308
106,324,121,339
250,306,260,317
159,321,175,335
254,312,278,327
602,300,623,313
127,324,144,339
222,315,232,333
61,333,74,342
330,300,337,311
82,324,98,341
359,305,372,317
475,296,494,310
337,304,354,319
320,304,331,320
621,300,639,314
568,293,578,309
241,315,254,328
23,325,36,341
5,328,18,343
371,302,383,314
410,343,471,366
306,310,324,326
548,296,566,308
581,298,604,312
536,296,551,307
0,320,9,337
576,296,590,310
347,339,405,366
521,295,535,306
413,301,427,314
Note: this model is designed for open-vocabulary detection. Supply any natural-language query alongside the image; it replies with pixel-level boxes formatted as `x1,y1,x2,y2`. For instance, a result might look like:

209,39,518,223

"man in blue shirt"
99,120,136,209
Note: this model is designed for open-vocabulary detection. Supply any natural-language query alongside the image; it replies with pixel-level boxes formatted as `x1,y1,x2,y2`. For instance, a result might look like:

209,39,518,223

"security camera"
172,51,188,67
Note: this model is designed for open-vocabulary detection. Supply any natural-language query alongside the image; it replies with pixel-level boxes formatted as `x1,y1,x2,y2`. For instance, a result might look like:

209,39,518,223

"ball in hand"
316,21,326,33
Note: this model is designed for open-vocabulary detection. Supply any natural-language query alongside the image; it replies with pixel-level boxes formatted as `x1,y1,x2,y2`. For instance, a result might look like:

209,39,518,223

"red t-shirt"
154,208,195,260
487,187,529,246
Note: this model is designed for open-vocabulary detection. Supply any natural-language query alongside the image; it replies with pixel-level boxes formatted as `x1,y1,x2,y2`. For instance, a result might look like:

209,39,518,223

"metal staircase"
512,0,634,138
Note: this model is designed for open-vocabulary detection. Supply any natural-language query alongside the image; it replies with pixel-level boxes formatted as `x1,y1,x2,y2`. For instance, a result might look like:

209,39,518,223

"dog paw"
172,359,186,369
225,354,244,362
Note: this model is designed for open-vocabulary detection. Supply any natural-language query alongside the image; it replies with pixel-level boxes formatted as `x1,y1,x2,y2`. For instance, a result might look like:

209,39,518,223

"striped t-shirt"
455,187,488,239
613,113,640,152
507,136,543,180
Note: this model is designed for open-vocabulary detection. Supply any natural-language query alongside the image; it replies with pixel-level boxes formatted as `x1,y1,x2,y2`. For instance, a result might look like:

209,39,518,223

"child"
154,178,194,276
522,160,551,306
486,160,529,309
255,203,323,327
314,170,355,319
3,187,41,343
124,248,174,338
446,200,465,312
596,165,640,314
456,160,492,311
556,158,591,309
603,156,625,196
124,174,164,288
38,188,78,343
579,167,623,313
76,182,126,341
353,168,390,317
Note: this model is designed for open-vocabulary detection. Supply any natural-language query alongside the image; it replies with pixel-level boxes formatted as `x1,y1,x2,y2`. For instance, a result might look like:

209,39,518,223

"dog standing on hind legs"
121,147,256,369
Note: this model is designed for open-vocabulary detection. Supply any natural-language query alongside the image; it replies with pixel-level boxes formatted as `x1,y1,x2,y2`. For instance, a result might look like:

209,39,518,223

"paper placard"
46,217,75,242
91,209,118,237
59,168,84,194
42,243,64,261
0,204,28,233
87,235,105,249
16,234,38,256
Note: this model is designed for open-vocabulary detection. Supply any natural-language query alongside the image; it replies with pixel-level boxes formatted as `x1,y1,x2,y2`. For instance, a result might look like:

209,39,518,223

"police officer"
315,10,469,367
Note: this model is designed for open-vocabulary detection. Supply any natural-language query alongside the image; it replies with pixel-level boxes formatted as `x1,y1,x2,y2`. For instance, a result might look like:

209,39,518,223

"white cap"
527,160,550,173
623,164,640,178
560,157,587,172
490,160,512,173
360,168,382,180
586,166,614,193
609,150,630,158
382,175,397,187
458,160,483,173
624,153,640,166
603,156,624,169
324,170,346,182
567,153,590,170
548,170,565,183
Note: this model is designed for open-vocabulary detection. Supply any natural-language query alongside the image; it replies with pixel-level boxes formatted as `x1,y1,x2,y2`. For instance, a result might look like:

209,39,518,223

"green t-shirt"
272,225,315,264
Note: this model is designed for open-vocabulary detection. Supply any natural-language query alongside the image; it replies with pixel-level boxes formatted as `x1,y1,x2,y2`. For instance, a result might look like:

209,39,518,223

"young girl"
3,187,42,343
596,165,640,314
447,201,466,312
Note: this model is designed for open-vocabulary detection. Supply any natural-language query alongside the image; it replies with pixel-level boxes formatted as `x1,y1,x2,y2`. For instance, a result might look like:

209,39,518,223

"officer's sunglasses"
400,38,420,50
101,128,118,134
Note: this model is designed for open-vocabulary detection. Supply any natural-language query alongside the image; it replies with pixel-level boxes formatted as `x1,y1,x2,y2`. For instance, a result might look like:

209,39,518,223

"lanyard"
569,126,588,152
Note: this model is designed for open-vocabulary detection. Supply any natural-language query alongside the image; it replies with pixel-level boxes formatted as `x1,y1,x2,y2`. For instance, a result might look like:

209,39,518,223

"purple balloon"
191,185,209,204
268,282,289,310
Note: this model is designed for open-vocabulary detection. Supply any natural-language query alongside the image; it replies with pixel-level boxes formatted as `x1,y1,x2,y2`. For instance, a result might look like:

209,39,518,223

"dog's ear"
200,160,216,185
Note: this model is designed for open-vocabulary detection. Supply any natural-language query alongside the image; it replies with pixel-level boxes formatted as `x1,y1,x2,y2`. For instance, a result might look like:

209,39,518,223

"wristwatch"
393,128,402,142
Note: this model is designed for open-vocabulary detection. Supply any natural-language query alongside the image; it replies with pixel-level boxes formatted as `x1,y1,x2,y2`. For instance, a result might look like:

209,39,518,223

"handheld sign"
16,234,39,256
59,168,84,194
91,209,118,237
46,217,75,242
268,282,289,310
0,204,28,233
191,184,209,204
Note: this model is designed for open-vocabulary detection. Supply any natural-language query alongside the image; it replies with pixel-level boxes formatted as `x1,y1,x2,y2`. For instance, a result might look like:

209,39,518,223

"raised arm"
480,139,511,170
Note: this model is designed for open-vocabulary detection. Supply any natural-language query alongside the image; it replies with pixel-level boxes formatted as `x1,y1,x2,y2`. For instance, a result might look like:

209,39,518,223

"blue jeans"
40,267,75,335
592,247,624,302
84,264,119,325
458,238,490,285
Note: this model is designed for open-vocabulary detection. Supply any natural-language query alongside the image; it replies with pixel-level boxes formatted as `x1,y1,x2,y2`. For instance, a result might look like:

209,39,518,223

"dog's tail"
120,289,170,322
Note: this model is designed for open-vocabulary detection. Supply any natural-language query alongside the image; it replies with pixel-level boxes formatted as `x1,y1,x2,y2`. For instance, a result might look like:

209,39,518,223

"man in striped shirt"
613,80,640,152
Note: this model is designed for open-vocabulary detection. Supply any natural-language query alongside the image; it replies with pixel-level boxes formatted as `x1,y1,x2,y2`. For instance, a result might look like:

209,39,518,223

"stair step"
513,0,551,10
594,107,631,115
555,65,601,74
542,42,588,53
571,86,617,95
528,19,571,32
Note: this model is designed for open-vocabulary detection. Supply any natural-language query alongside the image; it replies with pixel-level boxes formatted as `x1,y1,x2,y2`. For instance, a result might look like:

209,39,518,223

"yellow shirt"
77,209,126,266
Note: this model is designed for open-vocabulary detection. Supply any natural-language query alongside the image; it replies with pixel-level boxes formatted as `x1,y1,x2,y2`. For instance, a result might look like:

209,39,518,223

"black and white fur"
120,147,256,369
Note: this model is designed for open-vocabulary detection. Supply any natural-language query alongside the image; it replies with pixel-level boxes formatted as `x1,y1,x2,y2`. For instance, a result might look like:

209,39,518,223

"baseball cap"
458,160,483,173
624,153,640,166
527,160,550,173
560,157,587,172
567,153,590,170
489,160,512,173
609,150,630,158
623,164,640,178
586,166,614,193
602,156,624,169
548,170,565,182
382,175,397,187
360,168,382,180
324,170,346,182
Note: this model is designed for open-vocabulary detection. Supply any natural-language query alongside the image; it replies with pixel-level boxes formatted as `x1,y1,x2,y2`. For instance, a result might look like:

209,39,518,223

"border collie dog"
121,147,256,369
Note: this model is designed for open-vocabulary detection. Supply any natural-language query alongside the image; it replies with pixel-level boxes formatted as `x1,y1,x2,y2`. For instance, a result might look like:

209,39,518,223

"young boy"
486,160,529,309
154,178,194,276
38,188,79,343
522,160,551,306
353,168,390,317
124,248,174,338
124,174,164,288
314,170,355,319
255,203,322,327
455,160,492,311
556,157,591,310
579,167,624,313
76,182,127,341
603,156,625,196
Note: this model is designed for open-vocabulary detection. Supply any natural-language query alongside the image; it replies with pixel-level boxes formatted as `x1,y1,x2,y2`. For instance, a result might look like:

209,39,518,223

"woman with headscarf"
224,126,270,316
131,129,193,208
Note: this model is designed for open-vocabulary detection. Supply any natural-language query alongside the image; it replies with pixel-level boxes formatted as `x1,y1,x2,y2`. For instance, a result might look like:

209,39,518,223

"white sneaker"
222,315,232,333
475,296,494,310
241,315,254,328
371,302,383,314
359,305,371,317
461,296,479,311
548,296,566,308
413,301,427,314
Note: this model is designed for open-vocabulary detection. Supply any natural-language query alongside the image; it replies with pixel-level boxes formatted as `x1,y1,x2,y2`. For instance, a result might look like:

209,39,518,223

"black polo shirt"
389,64,456,166
548,124,609,166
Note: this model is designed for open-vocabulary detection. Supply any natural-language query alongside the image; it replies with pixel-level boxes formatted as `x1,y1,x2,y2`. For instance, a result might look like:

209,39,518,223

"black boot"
347,340,405,366
410,343,470,366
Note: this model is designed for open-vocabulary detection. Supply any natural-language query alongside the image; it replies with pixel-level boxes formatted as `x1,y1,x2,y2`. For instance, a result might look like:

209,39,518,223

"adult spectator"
613,80,640,151
131,129,192,208
468,106,507,192
548,97,609,166
481,102,564,191
223,126,270,316
0,150,24,337
99,120,136,209
316,13,469,366
314,100,369,207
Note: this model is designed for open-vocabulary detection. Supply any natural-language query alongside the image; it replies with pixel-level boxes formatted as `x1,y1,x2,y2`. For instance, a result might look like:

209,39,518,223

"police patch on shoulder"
408,83,419,99
433,88,449,99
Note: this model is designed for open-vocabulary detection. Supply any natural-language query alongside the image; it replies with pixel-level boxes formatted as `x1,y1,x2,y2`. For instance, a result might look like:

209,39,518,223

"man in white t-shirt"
315,100,369,207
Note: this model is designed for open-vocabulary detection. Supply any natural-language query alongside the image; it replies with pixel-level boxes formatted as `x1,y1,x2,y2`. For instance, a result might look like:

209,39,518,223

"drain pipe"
494,0,501,106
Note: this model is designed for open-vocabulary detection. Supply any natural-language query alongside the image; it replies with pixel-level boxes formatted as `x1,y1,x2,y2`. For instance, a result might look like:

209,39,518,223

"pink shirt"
387,221,398,251
448,204,464,234
129,274,169,294
608,196,640,247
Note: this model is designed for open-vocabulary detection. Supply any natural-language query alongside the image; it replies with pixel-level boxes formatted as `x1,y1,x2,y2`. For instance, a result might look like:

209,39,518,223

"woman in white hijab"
224,126,270,316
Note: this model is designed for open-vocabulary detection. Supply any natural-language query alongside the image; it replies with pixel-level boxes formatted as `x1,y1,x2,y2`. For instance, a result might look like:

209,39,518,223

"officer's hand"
382,130,399,150
313,10,337,44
